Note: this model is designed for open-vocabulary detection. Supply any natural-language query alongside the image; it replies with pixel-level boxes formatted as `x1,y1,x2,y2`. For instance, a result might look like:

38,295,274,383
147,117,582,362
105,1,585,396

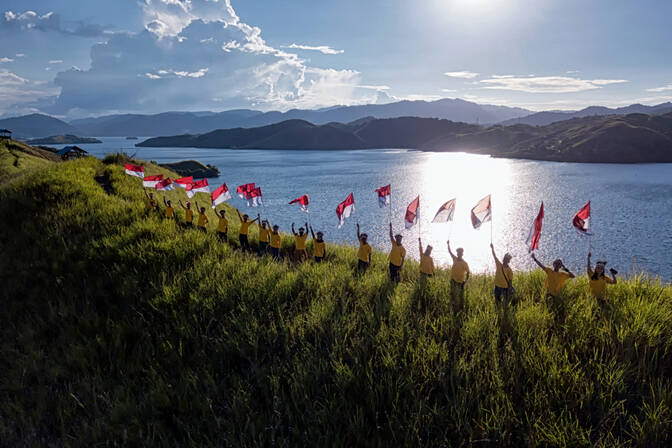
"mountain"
0,114,79,139
500,102,672,126
26,134,102,145
138,112,672,163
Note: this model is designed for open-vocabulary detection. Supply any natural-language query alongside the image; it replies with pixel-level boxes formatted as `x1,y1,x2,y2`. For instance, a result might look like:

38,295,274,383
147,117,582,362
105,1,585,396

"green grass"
1,154,672,446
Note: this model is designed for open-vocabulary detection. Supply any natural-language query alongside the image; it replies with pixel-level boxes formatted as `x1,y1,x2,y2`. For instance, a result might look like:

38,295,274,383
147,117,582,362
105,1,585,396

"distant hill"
138,112,672,163
500,102,672,126
27,134,102,145
0,114,79,139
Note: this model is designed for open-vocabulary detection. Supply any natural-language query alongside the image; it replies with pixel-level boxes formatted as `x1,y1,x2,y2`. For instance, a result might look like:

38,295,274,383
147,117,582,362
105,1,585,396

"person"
447,240,470,313
531,253,575,298
257,214,270,255
144,190,158,211
356,223,372,272
491,243,514,304
418,238,435,277
163,196,175,220
269,224,282,260
587,252,617,300
387,223,406,283
216,209,228,241
310,225,326,262
291,222,309,262
179,200,194,228
235,210,258,251
195,202,209,232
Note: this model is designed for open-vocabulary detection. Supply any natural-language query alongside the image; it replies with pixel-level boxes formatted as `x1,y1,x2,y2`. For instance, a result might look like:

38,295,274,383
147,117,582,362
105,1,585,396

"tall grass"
1,155,671,446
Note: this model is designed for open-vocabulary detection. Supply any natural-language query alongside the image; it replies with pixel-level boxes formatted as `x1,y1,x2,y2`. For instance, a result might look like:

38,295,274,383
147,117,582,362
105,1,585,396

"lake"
55,137,672,281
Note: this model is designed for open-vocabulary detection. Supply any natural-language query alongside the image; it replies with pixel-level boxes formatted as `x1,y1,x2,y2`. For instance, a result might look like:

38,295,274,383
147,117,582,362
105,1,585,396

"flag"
142,174,164,188
405,195,420,229
186,179,210,198
245,187,263,207
289,194,310,213
336,193,355,228
155,178,175,191
573,201,592,235
431,199,456,223
236,183,255,199
174,176,194,189
526,202,544,252
124,163,144,178
211,183,232,208
375,184,391,208
471,194,492,230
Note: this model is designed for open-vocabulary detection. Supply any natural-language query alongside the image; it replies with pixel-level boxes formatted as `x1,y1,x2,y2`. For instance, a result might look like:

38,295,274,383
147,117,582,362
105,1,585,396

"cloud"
0,69,58,115
48,59,63,64
566,70,580,74
646,83,672,93
15,53,25,57
0,57,13,63
440,88,457,93
1,10,109,37
444,71,479,79
283,43,344,55
480,75,628,93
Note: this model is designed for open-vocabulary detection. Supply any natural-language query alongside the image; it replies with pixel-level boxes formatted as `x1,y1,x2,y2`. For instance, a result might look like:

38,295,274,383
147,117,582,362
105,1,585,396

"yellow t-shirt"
544,267,571,296
217,217,228,233
420,254,435,275
258,224,270,242
357,239,372,263
387,241,406,267
164,206,174,219
495,260,513,289
240,221,252,235
270,232,282,249
294,233,308,250
147,197,158,210
588,269,615,298
314,241,325,258
450,257,470,283
197,212,208,228
185,209,194,223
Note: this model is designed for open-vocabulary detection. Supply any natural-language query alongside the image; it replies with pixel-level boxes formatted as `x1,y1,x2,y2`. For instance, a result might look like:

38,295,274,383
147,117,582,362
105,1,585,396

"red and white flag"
245,187,263,207
174,176,194,189
405,195,420,229
573,201,592,235
236,183,255,199
432,198,456,223
155,178,175,191
142,174,163,188
471,194,492,230
124,163,144,178
186,179,210,198
211,183,232,208
375,184,391,208
526,202,544,252
289,194,310,213
336,193,355,228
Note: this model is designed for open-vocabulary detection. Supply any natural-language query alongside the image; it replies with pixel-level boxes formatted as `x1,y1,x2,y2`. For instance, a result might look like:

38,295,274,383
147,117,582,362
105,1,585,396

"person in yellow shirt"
144,190,158,212
418,237,434,277
179,200,194,228
356,223,372,272
387,223,406,283
194,202,209,232
291,222,309,262
235,210,258,251
531,253,575,298
216,209,228,241
163,197,175,220
269,224,282,260
587,252,617,300
257,213,270,255
491,243,514,304
310,225,326,262
447,240,470,313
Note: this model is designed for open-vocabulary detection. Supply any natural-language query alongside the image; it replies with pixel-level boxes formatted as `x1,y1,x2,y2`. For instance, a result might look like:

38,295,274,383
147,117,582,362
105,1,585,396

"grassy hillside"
1,153,672,446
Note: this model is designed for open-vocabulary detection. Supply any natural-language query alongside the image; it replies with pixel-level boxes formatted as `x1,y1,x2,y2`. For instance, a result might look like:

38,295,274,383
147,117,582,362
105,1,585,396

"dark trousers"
389,263,401,282
239,234,249,250
314,256,324,263
358,259,369,272
270,247,280,260
197,226,206,232
217,231,227,241
494,286,509,303
451,279,466,313
259,241,269,255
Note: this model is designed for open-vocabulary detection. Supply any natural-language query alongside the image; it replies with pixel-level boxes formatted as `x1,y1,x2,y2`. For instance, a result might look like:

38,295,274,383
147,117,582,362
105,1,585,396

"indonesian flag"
124,163,144,178
245,187,263,207
525,202,544,252
155,178,175,191
289,194,310,213
405,195,420,229
573,201,592,235
236,183,255,199
375,184,391,208
471,194,492,230
186,179,210,198
142,174,163,188
211,183,232,208
432,198,456,223
174,176,194,189
336,193,355,228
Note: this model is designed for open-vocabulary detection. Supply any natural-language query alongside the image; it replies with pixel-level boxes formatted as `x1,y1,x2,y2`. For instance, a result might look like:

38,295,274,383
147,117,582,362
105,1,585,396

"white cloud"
2,10,108,37
0,69,58,115
646,83,672,93
480,75,628,93
15,53,25,57
0,57,14,63
355,85,390,90
440,88,457,93
566,70,580,74
444,71,479,79
48,59,63,64
284,43,344,55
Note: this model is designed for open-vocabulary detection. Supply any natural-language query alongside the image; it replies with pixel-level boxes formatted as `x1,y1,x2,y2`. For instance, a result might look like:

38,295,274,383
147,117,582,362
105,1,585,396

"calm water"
56,137,672,280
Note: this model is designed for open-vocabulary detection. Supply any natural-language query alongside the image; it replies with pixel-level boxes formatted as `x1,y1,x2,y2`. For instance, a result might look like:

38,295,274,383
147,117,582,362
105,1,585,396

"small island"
126,136,138,140
159,159,220,178
26,134,102,145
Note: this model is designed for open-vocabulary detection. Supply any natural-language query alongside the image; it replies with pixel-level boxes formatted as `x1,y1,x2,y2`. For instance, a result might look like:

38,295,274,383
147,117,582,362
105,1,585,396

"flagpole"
389,188,392,226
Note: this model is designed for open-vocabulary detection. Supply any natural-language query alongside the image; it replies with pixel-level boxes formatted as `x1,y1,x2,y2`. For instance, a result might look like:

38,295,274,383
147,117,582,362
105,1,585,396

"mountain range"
500,102,672,126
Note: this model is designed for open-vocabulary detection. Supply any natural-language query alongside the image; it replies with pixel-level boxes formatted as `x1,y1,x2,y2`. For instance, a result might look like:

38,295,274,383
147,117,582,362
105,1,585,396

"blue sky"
1,0,671,118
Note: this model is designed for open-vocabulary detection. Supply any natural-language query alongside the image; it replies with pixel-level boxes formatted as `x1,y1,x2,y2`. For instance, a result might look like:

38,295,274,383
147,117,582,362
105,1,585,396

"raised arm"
249,215,260,224
236,209,243,221
447,240,455,259
163,196,167,206
356,223,361,240
143,189,150,199
531,253,545,269
389,223,394,244
291,222,297,236
178,200,186,210
490,243,500,264
309,225,316,239
195,201,201,211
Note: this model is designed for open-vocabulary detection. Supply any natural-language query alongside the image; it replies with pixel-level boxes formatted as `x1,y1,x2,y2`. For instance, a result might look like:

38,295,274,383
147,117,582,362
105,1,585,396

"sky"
1,0,671,118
